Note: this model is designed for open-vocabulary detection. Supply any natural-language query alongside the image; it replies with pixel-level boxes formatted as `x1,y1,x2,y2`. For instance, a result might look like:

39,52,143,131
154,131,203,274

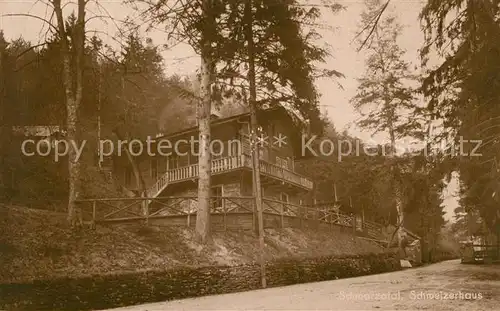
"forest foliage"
1,0,492,252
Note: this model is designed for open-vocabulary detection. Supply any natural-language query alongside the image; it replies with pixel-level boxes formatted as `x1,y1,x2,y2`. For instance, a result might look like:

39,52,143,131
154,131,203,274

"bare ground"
0,205,383,283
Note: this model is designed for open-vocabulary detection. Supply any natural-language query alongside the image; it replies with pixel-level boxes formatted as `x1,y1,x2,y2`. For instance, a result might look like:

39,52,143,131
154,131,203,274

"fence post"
280,203,284,228
302,205,306,228
92,200,96,230
223,198,227,231
252,197,257,234
145,196,149,226
299,205,303,229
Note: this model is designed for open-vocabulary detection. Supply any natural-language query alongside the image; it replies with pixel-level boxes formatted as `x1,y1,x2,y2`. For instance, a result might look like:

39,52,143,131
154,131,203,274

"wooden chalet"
112,106,314,215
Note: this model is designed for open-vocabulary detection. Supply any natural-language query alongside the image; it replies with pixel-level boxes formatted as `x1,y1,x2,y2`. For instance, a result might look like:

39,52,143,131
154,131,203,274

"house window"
229,140,241,157
211,185,223,211
211,141,223,159
276,156,289,170
258,146,269,161
281,192,289,212
193,142,199,155
269,123,278,139
168,154,179,169
151,159,158,179
237,123,248,137
188,142,199,164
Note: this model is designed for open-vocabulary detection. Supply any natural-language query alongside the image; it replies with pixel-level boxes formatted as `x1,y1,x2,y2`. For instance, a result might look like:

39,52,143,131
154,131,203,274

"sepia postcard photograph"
0,0,499,310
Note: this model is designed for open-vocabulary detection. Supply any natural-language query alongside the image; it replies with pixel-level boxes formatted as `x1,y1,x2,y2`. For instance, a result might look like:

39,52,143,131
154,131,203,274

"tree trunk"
195,0,214,244
0,39,7,201
66,97,82,227
245,0,266,288
116,64,148,213
113,129,148,215
97,63,102,169
195,54,212,243
0,38,11,203
394,185,405,253
388,114,404,253
53,0,85,227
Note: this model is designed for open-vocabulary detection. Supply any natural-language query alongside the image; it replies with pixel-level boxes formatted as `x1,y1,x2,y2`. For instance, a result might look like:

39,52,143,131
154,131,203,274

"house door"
280,192,289,213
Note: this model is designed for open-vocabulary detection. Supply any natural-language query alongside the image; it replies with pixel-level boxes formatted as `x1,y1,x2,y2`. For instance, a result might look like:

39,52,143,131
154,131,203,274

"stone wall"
0,251,400,311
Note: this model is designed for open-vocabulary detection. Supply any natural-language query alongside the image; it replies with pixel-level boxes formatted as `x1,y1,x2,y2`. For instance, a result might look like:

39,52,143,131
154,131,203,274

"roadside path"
105,260,500,311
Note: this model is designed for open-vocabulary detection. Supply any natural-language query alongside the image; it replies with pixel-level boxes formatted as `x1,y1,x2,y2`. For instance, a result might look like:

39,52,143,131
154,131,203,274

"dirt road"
105,260,500,311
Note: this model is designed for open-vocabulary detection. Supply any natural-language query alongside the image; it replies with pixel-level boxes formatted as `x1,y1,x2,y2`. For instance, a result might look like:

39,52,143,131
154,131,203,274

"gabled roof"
155,105,306,140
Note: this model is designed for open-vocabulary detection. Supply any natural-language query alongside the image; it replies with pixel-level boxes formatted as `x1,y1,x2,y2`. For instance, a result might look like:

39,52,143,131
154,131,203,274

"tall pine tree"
351,0,422,250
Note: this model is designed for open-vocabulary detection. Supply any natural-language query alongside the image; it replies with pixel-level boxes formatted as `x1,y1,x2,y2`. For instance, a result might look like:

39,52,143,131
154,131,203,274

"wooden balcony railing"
146,154,313,198
168,164,199,182
212,155,247,173
166,155,248,184
259,160,314,189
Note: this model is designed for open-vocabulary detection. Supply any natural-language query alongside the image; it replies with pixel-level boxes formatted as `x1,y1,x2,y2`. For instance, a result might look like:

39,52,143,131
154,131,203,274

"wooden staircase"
146,170,170,198
360,223,421,248
143,155,249,205
144,169,170,206
142,154,313,206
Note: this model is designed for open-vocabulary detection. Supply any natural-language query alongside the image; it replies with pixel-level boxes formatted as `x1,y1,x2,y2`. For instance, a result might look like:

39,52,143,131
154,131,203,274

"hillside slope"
0,206,384,283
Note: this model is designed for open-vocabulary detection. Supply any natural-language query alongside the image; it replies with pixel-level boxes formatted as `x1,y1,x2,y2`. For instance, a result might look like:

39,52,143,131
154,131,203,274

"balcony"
147,154,313,197
168,155,249,182
259,160,314,189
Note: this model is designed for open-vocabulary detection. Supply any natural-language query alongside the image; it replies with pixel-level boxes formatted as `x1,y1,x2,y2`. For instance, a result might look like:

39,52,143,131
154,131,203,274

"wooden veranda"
75,196,368,234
